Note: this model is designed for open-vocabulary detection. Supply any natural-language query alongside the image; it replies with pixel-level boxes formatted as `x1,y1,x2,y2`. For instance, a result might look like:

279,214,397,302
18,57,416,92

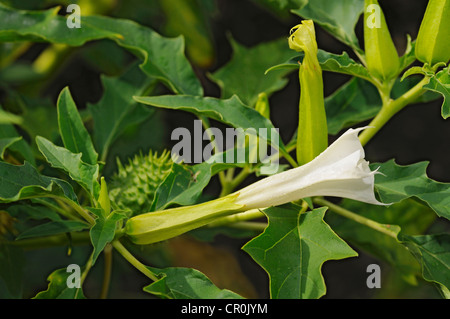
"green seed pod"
289,20,328,166
415,0,450,66
109,150,173,216
364,0,400,80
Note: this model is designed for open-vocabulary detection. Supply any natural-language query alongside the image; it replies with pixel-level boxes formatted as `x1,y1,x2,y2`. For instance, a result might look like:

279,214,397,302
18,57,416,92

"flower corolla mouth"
234,127,388,209
288,20,318,54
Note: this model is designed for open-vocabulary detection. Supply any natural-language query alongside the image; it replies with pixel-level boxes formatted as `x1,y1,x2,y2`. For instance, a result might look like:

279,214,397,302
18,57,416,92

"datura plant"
0,0,449,302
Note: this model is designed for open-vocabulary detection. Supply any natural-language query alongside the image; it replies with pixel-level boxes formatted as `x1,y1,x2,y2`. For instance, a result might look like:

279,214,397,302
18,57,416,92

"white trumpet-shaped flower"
234,127,385,208
126,127,386,245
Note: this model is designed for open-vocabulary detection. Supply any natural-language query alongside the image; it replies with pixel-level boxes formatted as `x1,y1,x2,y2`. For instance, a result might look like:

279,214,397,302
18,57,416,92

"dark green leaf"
160,0,215,68
15,220,89,240
209,37,296,106
151,151,245,211
36,136,99,196
0,109,35,166
34,268,85,299
0,161,78,203
0,3,203,96
292,0,364,51
327,199,436,285
267,49,372,82
372,160,450,220
57,87,98,165
401,234,450,292
0,136,21,159
88,63,155,160
89,210,127,264
7,203,62,222
0,5,117,44
144,267,243,299
84,15,203,96
243,205,357,299
325,77,381,134
134,95,286,152
18,96,59,143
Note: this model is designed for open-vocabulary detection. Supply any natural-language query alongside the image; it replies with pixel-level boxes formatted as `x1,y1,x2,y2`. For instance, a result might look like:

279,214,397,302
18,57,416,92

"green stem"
314,198,398,239
207,209,265,228
99,244,113,299
219,166,251,197
57,197,96,225
280,148,298,168
199,115,229,189
225,221,267,232
33,198,82,222
225,167,236,181
9,231,91,251
359,76,431,146
111,240,158,282
80,251,95,285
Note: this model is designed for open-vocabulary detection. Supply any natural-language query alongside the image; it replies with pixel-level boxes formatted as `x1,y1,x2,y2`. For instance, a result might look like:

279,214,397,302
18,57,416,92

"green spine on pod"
415,0,450,66
364,0,400,80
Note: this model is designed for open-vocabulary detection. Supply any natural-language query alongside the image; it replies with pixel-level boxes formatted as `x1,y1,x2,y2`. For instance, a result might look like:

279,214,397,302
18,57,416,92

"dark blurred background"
1,0,448,299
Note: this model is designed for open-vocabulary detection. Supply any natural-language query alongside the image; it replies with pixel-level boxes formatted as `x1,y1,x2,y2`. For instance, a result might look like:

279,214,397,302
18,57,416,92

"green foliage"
89,209,127,264
209,37,295,106
372,160,450,220
0,161,78,203
88,63,156,160
328,199,436,285
401,233,450,292
57,88,98,165
243,206,357,299
16,220,89,241
0,3,202,95
34,268,85,299
134,95,286,152
0,0,448,301
267,49,372,82
144,267,244,299
292,0,365,51
36,136,99,196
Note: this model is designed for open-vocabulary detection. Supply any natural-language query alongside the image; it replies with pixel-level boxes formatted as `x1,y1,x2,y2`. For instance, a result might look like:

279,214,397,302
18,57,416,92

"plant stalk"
314,198,398,239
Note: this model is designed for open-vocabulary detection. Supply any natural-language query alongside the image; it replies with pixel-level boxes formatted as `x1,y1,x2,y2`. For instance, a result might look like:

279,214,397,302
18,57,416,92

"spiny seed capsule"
109,150,173,216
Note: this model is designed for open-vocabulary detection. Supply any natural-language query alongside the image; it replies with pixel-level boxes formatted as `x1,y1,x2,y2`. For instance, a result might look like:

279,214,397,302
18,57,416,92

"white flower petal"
234,127,386,208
